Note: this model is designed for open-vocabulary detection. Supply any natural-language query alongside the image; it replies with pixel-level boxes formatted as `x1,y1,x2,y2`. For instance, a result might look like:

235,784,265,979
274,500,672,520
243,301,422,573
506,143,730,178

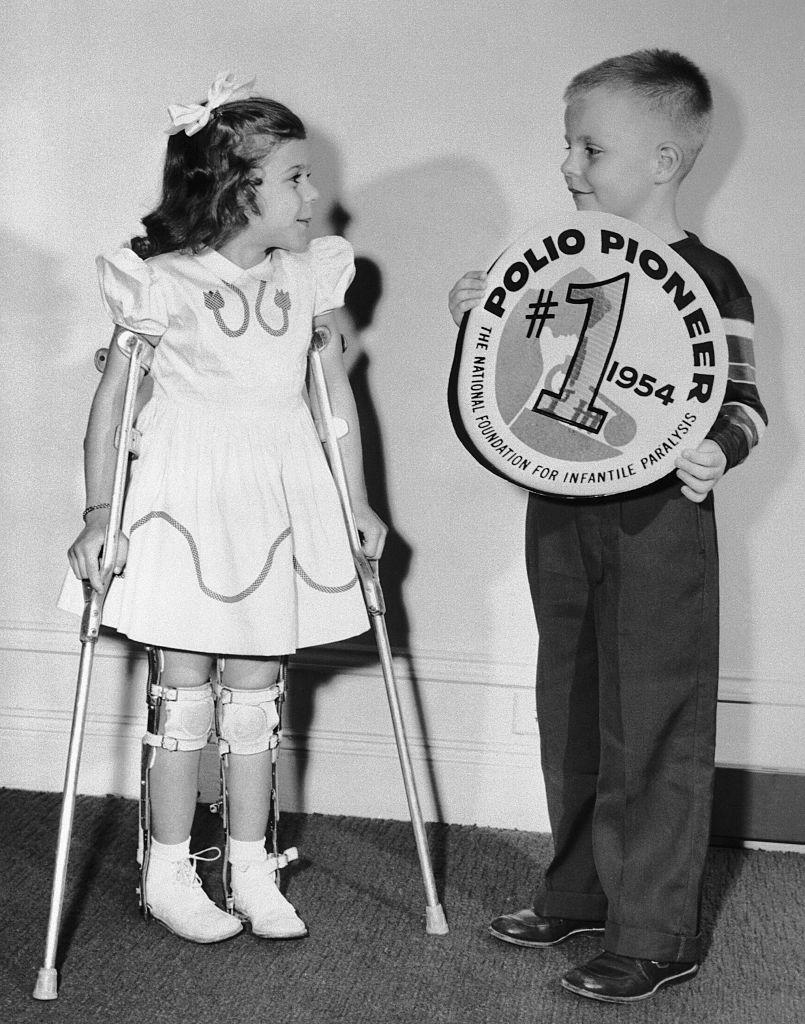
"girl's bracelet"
82,502,111,522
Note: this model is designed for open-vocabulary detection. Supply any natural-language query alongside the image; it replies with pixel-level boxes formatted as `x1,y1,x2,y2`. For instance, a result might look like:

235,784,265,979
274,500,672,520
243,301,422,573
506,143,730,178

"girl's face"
248,137,319,252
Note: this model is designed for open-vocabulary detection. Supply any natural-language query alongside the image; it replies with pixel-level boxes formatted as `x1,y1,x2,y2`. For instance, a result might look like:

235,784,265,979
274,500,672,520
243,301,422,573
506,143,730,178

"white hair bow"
166,72,256,136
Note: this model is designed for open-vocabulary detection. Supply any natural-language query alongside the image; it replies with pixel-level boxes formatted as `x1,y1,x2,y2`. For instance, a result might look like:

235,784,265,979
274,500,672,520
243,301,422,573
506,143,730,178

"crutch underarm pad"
116,329,156,370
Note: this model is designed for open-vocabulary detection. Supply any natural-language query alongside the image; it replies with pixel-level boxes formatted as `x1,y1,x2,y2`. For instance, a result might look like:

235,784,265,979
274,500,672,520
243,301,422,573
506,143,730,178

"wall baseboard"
1,619,802,704
0,705,547,831
1,619,803,837
711,767,805,845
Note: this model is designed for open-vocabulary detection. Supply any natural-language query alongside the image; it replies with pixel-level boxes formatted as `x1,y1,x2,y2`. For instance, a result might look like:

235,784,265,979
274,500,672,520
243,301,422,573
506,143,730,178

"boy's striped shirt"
672,234,767,470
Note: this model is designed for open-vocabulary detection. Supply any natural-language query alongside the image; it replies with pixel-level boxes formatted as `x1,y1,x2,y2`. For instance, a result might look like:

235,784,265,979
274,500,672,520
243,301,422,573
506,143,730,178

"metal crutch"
308,326,448,936
34,331,151,1000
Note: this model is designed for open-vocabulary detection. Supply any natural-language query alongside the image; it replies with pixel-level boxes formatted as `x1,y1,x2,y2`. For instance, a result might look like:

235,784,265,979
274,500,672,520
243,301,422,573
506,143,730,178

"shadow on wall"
340,153,518,579
717,267,789,675
286,127,417,815
680,74,790,677
677,72,744,234
285,132,510,831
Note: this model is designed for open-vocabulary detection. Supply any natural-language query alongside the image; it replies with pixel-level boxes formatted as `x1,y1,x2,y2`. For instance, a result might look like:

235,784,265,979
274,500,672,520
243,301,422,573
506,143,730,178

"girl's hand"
352,500,388,562
675,440,727,503
448,270,488,326
67,514,129,594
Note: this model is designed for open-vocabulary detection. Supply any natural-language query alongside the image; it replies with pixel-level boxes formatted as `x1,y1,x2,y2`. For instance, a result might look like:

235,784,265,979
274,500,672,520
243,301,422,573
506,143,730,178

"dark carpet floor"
1,789,803,1024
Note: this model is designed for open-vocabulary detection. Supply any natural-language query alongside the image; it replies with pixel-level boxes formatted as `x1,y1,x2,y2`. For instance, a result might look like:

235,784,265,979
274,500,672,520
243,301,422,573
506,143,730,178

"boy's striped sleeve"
706,294,768,470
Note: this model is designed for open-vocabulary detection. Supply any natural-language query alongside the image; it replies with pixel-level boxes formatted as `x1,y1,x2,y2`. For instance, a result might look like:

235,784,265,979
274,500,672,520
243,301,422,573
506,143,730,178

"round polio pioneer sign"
448,212,728,497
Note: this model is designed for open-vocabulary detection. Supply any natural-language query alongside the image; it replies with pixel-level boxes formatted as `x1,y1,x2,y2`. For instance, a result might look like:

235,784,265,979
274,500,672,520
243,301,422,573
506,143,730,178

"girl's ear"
655,141,684,184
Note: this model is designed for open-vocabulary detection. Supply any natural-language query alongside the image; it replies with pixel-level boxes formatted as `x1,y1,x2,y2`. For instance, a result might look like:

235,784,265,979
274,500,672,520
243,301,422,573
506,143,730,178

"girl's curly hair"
131,97,306,259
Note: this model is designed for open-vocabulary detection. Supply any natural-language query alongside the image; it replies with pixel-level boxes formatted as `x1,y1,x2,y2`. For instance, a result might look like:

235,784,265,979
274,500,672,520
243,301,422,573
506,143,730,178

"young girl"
65,72,386,943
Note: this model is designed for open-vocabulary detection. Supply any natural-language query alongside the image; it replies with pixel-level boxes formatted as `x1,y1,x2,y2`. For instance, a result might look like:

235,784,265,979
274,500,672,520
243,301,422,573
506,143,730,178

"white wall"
2,0,803,829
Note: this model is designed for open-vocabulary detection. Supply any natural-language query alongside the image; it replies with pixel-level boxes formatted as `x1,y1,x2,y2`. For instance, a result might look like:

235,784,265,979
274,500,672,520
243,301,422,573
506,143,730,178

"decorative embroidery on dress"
204,282,250,337
255,283,291,336
293,557,358,593
203,281,291,338
130,511,358,600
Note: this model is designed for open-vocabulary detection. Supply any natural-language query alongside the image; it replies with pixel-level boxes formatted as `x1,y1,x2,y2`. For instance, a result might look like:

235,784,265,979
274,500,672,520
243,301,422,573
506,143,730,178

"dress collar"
195,247,275,280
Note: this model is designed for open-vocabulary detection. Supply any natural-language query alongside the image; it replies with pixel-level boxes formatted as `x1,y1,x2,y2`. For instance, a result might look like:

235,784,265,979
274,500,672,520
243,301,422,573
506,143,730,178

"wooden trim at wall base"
1,619,801,706
4,711,805,845
2,622,803,839
711,767,805,845
0,712,548,831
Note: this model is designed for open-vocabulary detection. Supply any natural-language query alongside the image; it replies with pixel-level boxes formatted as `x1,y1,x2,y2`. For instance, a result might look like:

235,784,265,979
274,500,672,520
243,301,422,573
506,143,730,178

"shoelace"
173,846,222,888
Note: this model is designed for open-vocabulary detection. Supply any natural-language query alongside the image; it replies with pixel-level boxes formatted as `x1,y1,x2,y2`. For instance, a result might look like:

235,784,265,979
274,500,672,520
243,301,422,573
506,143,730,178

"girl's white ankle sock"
228,837,267,866
150,837,191,862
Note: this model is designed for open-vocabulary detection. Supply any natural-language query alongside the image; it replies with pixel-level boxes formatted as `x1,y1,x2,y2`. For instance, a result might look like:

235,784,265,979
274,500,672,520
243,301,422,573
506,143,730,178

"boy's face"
562,87,661,223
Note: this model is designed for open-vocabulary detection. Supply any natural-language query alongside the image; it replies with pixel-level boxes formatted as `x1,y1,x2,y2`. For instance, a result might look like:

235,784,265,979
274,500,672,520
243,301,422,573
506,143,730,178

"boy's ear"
655,141,684,183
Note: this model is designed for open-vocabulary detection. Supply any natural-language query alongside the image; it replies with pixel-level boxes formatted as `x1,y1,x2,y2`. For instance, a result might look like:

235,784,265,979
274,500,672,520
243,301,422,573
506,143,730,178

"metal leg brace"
138,646,162,918
214,656,299,916
137,647,216,918
34,332,152,1000
309,326,448,935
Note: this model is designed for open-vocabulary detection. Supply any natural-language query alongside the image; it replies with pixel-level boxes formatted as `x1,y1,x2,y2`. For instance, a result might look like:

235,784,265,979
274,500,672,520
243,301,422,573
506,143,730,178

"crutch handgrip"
354,552,385,615
79,583,110,643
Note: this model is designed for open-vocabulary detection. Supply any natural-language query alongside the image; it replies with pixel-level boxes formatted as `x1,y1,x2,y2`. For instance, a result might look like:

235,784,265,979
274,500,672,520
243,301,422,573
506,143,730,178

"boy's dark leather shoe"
561,951,699,1002
489,908,604,947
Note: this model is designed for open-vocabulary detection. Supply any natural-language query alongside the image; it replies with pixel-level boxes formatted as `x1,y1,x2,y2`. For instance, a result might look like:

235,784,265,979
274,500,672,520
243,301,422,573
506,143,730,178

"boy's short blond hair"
565,49,712,177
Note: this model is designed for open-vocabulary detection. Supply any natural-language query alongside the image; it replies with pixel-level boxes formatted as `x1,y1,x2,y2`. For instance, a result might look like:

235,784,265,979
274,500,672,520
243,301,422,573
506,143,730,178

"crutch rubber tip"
33,967,59,1000
425,904,449,935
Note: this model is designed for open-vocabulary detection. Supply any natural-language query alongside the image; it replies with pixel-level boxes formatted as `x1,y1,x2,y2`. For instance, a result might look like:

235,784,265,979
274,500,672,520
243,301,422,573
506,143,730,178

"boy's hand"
675,440,727,503
448,271,487,326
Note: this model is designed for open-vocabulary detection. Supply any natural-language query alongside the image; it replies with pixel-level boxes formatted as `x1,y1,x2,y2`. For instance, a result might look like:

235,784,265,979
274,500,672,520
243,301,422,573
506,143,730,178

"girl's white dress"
62,236,369,655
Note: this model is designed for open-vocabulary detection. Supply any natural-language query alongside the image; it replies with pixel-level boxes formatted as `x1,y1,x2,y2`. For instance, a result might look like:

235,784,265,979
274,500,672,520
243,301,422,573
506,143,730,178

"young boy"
448,50,766,1003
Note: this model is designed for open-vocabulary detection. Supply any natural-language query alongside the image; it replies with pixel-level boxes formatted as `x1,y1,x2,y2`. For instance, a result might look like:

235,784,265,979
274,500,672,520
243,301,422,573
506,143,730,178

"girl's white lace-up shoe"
230,856,308,939
145,850,242,943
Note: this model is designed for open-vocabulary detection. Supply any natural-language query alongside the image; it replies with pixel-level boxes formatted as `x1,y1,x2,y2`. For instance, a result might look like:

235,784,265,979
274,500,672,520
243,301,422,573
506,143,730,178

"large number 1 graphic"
533,273,629,434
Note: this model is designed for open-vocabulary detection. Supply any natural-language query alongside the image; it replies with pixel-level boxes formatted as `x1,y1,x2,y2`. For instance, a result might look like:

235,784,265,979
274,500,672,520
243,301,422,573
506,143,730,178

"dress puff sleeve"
310,236,356,316
95,248,169,340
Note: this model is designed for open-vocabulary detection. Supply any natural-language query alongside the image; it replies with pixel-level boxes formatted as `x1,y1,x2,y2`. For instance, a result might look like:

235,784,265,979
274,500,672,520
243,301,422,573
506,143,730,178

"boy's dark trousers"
526,480,719,963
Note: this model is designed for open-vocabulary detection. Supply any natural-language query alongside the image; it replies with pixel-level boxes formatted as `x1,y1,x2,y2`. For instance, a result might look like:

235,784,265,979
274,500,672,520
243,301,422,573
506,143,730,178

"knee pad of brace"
215,683,281,756
143,681,215,752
